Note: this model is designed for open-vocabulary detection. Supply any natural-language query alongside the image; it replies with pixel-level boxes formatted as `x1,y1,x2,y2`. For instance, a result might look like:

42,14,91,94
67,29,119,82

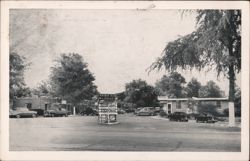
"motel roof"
157,96,190,101
158,96,228,101
192,97,228,101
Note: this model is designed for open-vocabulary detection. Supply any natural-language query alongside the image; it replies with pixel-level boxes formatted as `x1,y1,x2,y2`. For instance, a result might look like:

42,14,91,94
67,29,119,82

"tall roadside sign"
97,94,118,125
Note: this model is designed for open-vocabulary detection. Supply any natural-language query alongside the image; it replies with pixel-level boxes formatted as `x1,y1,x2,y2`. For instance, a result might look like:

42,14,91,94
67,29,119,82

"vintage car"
137,107,156,116
168,112,188,122
118,108,126,114
134,108,142,115
195,113,217,123
44,108,69,117
125,109,135,113
9,107,37,118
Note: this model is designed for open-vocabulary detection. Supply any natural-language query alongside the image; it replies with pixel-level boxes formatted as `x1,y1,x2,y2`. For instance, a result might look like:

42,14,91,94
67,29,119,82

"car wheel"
16,115,21,118
51,114,55,117
32,114,36,118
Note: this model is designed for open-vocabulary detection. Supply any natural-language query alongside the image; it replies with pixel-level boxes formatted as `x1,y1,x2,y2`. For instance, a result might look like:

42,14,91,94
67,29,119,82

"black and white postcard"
0,1,249,161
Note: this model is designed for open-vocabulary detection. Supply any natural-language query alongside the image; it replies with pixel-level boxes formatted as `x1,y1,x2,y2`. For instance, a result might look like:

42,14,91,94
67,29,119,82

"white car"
9,107,37,118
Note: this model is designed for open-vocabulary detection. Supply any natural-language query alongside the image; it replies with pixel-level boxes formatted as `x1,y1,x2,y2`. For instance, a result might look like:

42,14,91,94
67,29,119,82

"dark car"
196,113,217,123
125,109,135,113
44,108,68,117
169,112,188,122
80,108,98,116
30,109,44,116
9,107,37,118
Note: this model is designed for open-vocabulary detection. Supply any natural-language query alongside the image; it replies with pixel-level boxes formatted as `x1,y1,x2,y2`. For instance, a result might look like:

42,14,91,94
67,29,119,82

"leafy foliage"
9,52,31,99
150,10,241,101
155,72,186,98
50,53,98,104
198,81,222,98
186,78,201,97
123,79,158,108
32,81,52,97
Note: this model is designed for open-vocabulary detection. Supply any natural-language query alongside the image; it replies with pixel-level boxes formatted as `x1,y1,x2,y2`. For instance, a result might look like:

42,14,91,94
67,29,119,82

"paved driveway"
9,114,241,151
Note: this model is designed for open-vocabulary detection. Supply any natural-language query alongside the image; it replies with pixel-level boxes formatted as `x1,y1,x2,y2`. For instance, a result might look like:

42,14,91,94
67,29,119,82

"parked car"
169,112,188,122
118,109,126,114
125,109,135,113
214,117,226,122
153,107,161,115
134,108,142,115
30,109,44,116
9,107,37,118
195,113,217,123
44,108,68,117
80,108,98,116
137,107,156,116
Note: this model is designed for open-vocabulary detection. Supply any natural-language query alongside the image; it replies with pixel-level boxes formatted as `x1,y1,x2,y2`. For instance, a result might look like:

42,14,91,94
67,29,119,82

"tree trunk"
228,46,236,127
228,65,235,102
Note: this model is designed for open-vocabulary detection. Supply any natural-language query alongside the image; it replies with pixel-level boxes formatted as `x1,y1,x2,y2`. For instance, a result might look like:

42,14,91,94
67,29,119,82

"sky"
10,9,241,94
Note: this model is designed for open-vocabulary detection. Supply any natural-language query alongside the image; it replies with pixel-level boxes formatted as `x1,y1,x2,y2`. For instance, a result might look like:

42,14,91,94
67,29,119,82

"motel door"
167,103,172,114
45,104,48,111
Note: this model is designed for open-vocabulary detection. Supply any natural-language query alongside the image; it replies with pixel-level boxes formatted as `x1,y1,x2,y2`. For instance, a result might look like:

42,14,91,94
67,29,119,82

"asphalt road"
10,114,241,151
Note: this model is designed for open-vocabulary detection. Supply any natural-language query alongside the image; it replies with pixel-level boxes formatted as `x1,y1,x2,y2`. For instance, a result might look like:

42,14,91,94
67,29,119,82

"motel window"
176,101,181,109
216,101,221,109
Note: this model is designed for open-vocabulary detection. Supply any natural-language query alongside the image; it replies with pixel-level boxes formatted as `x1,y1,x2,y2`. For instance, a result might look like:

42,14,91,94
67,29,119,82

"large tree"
150,10,241,125
150,10,240,100
155,72,186,98
151,10,241,126
50,53,98,105
198,80,222,98
124,79,158,108
186,78,201,98
9,52,31,100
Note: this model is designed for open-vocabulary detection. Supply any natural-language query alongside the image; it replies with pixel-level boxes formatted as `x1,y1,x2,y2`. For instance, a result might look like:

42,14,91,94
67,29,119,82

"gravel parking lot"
10,114,241,151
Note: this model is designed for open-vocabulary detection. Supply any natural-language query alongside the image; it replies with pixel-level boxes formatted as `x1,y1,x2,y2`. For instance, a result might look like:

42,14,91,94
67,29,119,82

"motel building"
11,96,71,115
158,96,229,117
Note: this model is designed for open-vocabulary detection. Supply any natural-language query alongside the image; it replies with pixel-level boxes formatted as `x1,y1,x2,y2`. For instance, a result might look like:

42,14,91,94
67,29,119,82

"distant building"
158,96,229,116
13,96,58,110
12,96,72,115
